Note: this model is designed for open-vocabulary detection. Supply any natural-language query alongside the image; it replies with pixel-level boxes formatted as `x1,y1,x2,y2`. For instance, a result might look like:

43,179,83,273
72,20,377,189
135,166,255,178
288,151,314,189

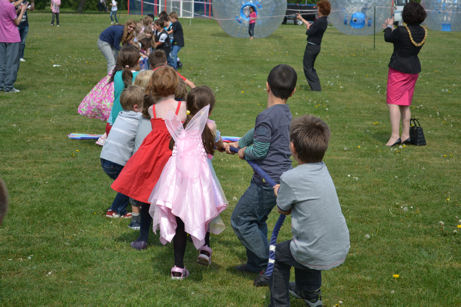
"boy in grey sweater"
100,85,143,228
270,115,350,307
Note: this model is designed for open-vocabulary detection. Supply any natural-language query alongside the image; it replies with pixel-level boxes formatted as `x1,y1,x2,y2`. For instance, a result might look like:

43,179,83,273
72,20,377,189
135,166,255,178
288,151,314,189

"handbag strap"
410,118,421,127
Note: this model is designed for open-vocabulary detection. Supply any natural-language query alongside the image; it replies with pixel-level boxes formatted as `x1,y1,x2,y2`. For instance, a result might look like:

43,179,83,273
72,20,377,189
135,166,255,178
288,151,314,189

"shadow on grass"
370,130,389,144
148,238,225,282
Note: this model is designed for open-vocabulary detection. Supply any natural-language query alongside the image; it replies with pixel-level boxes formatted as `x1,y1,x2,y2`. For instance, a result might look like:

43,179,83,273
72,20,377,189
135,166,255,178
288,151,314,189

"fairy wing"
165,105,210,179
184,105,210,137
164,105,210,141
164,111,184,142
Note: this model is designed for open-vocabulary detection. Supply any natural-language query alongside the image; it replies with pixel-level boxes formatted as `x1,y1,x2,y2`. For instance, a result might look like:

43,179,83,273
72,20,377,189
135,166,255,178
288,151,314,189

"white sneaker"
20,58,26,62
95,132,107,146
5,88,20,93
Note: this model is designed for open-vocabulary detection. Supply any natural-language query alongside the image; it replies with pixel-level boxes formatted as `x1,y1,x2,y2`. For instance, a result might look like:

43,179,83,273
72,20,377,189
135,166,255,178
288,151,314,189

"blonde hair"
142,15,153,26
120,85,144,111
134,70,154,89
169,11,178,20
121,20,136,45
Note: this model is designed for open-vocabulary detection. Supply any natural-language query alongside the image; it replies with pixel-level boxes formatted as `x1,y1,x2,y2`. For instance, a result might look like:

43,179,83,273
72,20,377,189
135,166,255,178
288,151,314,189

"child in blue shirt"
225,64,297,278
269,115,350,307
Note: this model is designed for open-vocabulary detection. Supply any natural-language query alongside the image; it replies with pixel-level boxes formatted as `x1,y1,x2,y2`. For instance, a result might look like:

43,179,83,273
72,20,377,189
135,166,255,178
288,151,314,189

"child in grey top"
100,85,143,220
270,115,350,307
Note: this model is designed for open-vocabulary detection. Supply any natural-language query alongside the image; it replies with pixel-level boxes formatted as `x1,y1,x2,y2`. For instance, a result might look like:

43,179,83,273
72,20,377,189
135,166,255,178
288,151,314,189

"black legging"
173,217,210,268
137,202,152,242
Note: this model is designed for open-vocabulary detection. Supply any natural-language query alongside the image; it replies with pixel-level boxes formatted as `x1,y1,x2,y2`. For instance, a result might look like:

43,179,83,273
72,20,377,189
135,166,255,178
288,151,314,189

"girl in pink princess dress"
149,86,227,280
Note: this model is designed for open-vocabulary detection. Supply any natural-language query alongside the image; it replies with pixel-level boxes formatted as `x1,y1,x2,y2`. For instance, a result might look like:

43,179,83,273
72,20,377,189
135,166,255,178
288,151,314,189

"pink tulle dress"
148,105,227,249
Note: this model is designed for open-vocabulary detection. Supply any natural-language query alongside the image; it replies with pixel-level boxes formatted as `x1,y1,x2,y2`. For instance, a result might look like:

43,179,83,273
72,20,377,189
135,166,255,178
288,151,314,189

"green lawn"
0,13,460,306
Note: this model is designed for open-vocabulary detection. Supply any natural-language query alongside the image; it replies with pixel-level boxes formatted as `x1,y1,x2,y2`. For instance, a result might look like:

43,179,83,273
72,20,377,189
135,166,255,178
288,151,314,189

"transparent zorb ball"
329,0,392,35
421,0,461,32
213,0,287,38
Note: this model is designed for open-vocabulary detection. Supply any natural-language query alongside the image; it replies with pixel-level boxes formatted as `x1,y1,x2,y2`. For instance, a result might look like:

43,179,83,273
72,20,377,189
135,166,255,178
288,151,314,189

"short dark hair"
317,0,331,16
149,49,167,68
402,1,426,25
290,115,330,163
267,64,297,100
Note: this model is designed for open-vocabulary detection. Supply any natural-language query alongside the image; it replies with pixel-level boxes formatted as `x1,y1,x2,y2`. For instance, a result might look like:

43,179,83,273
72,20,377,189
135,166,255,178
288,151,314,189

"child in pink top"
249,6,257,40
50,0,60,26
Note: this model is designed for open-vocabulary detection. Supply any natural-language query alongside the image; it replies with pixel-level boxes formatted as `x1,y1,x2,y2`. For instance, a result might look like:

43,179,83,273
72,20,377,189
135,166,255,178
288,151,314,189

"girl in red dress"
111,66,187,250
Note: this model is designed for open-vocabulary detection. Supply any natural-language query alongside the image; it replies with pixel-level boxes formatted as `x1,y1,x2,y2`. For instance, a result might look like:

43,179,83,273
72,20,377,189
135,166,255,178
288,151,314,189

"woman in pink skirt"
383,2,427,146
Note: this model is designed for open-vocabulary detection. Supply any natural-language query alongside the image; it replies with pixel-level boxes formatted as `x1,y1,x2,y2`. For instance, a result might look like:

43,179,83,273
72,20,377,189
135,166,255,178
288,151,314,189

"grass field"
0,13,460,306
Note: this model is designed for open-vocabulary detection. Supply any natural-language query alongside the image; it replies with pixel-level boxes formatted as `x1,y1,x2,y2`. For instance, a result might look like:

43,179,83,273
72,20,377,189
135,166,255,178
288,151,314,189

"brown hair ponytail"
109,45,139,85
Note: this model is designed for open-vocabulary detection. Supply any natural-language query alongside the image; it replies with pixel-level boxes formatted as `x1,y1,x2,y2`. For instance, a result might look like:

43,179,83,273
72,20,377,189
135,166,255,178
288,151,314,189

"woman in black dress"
383,2,427,146
297,0,330,91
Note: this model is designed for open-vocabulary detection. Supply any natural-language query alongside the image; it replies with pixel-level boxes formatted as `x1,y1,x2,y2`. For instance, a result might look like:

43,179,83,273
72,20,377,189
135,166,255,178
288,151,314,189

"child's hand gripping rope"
228,146,285,283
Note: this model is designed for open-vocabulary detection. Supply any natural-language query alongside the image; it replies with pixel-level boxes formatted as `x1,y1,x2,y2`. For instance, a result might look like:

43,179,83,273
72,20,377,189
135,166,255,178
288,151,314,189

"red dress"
111,101,182,203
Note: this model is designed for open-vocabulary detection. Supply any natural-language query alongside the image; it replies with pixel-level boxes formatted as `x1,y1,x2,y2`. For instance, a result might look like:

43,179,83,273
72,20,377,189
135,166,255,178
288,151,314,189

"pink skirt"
386,68,419,106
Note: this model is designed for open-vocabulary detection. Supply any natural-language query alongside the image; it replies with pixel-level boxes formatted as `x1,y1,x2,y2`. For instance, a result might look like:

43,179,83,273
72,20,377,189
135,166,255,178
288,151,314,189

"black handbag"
409,118,426,146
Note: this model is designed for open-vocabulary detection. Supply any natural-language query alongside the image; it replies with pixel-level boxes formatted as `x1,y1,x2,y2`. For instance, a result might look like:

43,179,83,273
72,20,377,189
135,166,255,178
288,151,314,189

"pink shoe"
197,245,212,266
171,266,189,280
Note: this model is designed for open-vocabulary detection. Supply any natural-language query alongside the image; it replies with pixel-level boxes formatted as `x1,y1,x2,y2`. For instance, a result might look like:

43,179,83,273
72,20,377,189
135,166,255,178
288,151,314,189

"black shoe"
401,138,411,145
387,138,401,147
177,61,183,69
289,282,323,307
253,271,270,287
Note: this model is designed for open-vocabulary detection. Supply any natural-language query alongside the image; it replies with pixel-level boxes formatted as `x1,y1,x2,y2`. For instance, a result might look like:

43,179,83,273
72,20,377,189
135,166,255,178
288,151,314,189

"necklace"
404,24,427,47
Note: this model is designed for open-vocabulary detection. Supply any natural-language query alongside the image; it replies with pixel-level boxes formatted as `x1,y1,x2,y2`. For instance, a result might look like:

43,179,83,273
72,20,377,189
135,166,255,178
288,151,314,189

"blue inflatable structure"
213,0,286,38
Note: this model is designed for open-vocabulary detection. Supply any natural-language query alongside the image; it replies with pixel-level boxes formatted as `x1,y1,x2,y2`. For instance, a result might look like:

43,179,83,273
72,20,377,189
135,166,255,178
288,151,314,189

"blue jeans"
249,23,255,37
100,159,129,215
168,45,182,69
270,240,322,306
0,42,20,91
18,23,29,59
231,181,276,272
110,11,118,23
51,13,59,26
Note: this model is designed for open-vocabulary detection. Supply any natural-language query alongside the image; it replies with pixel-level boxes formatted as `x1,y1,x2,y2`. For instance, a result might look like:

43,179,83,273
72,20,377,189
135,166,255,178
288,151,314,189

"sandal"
196,245,212,266
171,266,189,280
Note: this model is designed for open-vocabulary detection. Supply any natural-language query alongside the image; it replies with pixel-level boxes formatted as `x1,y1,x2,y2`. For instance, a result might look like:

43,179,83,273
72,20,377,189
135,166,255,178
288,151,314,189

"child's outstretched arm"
224,128,253,154
184,78,195,89
241,120,271,161
275,178,295,215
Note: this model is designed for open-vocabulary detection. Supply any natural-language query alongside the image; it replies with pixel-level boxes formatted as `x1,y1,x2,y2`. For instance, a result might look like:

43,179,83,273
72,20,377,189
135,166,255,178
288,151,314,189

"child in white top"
110,0,118,24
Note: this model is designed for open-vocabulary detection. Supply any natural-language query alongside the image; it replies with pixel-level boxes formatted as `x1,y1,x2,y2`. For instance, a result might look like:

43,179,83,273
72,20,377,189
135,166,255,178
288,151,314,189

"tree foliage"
33,0,127,11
